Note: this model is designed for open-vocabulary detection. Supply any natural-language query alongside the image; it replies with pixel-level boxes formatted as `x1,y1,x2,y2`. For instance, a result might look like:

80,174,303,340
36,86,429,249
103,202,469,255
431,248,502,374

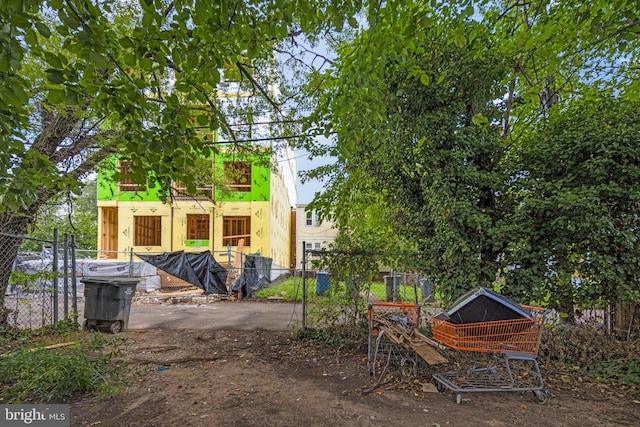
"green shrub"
0,332,130,403
589,358,640,389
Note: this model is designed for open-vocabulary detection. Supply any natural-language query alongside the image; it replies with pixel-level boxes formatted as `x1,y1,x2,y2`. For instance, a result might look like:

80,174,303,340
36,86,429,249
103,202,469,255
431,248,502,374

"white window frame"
305,210,321,226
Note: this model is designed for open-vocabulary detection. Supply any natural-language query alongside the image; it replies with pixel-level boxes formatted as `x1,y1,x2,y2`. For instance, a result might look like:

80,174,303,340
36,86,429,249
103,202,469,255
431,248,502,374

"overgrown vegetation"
0,323,132,403
538,324,640,394
297,0,640,322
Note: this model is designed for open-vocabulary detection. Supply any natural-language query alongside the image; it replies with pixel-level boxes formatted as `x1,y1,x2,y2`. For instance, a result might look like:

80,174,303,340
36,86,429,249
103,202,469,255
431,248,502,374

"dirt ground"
68,328,640,427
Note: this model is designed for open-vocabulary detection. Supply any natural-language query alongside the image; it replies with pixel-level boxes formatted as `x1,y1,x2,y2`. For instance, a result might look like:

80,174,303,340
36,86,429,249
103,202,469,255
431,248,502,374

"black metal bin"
81,277,139,333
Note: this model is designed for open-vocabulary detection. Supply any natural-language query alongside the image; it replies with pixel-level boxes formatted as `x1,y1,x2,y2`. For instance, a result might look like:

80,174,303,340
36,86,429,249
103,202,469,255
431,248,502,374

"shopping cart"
367,303,421,380
431,305,549,404
367,303,447,383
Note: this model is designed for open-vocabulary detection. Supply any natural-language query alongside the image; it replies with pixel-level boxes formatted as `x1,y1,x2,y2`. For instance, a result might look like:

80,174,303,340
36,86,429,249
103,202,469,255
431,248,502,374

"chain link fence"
299,245,440,330
2,230,80,330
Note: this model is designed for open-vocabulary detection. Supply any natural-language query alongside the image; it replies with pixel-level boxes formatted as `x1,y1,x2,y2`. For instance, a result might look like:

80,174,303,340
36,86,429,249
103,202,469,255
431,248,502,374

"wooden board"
373,318,447,365
157,268,193,289
406,340,447,365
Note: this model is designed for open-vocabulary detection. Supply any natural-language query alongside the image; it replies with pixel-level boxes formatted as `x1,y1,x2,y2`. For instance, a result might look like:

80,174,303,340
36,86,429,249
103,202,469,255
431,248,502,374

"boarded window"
224,161,251,192
134,216,162,246
118,161,145,192
223,216,251,246
187,214,210,240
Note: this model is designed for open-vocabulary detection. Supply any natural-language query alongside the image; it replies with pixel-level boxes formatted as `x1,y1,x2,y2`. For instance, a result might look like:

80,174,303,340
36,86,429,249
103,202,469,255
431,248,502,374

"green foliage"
538,324,640,392
505,95,640,308
295,281,369,348
255,277,305,302
20,179,98,252
0,331,130,403
304,8,512,303
298,0,640,312
295,324,367,348
590,359,640,389
306,280,368,331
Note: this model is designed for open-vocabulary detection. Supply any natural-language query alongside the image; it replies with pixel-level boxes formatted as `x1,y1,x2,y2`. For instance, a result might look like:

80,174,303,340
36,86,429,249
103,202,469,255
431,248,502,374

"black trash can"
81,277,139,333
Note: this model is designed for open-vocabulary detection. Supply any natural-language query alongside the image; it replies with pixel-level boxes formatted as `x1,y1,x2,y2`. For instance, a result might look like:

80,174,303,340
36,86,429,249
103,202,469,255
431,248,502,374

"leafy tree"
20,179,98,253
505,95,640,317
0,0,365,325
300,0,640,312
303,5,512,302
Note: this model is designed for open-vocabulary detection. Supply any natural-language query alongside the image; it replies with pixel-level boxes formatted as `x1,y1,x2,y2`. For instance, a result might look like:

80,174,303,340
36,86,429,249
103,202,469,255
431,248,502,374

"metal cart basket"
368,303,447,383
431,305,549,404
368,303,421,380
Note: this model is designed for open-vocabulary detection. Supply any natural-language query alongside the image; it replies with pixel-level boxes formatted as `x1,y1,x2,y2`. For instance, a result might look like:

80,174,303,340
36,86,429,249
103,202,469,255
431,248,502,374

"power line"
214,132,334,145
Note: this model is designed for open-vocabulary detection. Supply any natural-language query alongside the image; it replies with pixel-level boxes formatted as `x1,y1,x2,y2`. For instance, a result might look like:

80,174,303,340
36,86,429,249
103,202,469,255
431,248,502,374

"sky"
294,149,333,205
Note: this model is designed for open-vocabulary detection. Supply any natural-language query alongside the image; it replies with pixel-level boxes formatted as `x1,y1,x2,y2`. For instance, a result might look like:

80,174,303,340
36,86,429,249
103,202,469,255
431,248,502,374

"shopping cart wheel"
456,394,463,405
534,390,548,404
435,380,446,393
108,320,123,334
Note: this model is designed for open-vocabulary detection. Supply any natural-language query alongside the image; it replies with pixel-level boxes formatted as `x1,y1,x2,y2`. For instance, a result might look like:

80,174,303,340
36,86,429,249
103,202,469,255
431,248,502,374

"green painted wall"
97,157,163,202
215,156,271,203
97,152,272,202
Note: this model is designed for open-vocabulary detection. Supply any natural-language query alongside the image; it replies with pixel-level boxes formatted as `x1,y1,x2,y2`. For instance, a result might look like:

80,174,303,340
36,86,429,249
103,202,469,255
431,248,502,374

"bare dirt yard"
69,327,640,427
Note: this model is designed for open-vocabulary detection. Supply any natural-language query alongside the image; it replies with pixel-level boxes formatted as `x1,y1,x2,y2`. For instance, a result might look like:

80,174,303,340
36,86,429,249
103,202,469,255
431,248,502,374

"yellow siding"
116,201,173,259
97,164,293,269
169,201,215,252
269,164,291,269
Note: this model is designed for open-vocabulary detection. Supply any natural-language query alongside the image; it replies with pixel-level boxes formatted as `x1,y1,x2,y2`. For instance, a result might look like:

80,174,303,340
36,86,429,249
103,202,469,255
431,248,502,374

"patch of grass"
255,277,308,302
0,330,131,403
255,278,424,303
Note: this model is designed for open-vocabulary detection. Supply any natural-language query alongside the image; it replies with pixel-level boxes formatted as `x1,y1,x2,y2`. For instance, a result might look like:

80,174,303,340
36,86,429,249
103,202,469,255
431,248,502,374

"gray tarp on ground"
230,254,272,298
137,251,228,295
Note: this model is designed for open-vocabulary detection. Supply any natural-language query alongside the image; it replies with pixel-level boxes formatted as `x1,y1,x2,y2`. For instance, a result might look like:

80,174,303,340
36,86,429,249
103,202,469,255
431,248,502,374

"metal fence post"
63,233,69,319
302,241,307,330
129,248,134,278
70,234,78,325
52,228,58,326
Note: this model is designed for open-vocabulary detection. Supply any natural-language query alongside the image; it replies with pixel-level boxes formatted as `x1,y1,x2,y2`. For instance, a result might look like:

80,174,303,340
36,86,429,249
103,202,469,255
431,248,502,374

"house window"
306,210,320,226
118,161,145,192
134,216,161,246
172,180,213,200
223,216,251,246
224,161,251,192
187,214,210,240
305,242,322,252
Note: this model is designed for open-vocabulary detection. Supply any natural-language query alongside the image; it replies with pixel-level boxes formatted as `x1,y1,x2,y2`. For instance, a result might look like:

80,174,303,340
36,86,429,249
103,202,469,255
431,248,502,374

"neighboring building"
96,149,294,275
96,67,296,276
295,204,338,270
